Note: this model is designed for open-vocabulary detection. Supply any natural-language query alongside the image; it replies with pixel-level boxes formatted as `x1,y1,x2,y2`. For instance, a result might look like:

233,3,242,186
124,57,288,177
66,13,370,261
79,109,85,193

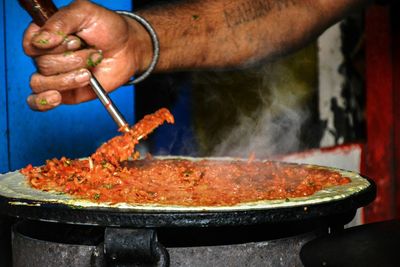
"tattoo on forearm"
224,0,297,28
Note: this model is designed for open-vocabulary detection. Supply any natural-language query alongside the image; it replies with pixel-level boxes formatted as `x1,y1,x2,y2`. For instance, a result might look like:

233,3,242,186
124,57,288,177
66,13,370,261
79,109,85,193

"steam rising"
154,47,316,158
210,88,308,158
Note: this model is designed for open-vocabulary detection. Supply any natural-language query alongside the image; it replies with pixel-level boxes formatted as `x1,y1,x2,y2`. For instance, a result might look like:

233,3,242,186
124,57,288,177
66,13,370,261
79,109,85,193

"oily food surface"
91,108,174,166
18,108,354,208
20,157,351,206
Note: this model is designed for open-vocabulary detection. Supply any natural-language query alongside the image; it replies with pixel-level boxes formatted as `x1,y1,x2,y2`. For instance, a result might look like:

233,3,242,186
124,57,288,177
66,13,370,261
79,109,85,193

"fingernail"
87,51,103,68
67,38,81,50
33,31,52,46
27,93,60,110
75,69,90,83
27,95,35,106
46,92,62,105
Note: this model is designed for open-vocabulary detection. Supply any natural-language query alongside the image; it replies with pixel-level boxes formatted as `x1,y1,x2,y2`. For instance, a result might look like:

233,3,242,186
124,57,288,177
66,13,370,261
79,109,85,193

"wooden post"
364,5,398,222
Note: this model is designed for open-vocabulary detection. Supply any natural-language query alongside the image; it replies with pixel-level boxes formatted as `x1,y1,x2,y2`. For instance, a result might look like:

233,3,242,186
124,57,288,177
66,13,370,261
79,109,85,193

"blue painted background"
0,1,9,173
0,0,134,173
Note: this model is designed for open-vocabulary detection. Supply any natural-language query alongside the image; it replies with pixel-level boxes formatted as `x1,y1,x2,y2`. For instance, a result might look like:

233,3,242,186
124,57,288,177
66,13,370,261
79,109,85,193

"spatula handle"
18,0,58,26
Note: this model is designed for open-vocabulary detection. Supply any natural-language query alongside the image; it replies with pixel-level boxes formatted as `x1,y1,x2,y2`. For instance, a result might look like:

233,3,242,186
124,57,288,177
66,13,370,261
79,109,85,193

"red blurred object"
364,4,400,222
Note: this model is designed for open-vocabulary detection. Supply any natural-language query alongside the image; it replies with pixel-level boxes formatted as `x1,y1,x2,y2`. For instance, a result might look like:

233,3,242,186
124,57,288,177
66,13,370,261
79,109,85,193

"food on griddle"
21,108,350,206
21,157,350,206
91,108,174,166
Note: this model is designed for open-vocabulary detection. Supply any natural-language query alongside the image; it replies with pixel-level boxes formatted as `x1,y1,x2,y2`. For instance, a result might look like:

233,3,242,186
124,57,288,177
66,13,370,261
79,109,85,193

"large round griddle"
0,160,376,228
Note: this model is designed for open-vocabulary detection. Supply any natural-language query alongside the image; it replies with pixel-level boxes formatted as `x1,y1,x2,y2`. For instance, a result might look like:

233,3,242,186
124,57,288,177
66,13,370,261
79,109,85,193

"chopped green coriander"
93,193,101,200
192,14,199,20
103,184,114,189
86,52,103,68
39,99,48,105
87,57,96,67
37,39,49,45
101,161,109,168
56,30,67,40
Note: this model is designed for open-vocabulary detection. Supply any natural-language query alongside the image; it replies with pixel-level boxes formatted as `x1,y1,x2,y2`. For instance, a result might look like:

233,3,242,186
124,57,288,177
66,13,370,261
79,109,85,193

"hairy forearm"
129,0,370,72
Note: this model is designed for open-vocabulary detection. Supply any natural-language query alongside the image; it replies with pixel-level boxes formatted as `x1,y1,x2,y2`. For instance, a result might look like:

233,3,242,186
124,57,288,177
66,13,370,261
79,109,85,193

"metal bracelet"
116,11,160,85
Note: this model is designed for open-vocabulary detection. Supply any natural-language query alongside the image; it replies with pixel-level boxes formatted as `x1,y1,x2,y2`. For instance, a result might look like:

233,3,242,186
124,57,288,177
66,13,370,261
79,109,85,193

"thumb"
31,0,96,49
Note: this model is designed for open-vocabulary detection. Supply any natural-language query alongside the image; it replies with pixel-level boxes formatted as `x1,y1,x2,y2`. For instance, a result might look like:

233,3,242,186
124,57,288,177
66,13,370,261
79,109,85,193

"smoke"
210,87,308,159
195,53,315,158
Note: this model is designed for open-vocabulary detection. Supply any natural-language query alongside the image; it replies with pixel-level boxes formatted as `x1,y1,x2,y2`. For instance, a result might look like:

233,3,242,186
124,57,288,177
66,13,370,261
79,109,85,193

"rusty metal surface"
12,235,105,267
12,226,105,267
168,231,318,267
11,220,324,267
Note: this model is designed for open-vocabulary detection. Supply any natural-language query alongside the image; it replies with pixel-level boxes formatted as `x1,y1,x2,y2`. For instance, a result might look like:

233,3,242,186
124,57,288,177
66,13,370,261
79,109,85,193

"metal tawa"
0,159,376,228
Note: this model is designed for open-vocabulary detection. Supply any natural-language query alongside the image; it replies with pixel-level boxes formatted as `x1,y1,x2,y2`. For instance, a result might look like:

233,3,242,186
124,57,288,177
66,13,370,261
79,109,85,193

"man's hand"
22,0,369,111
23,0,150,111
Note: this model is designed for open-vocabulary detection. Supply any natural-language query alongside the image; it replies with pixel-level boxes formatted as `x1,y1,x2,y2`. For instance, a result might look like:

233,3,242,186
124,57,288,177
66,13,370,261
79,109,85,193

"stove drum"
11,220,324,267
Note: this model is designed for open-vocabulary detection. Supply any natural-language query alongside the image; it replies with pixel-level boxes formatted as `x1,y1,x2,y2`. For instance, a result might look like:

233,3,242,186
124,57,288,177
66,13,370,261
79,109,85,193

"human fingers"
60,86,98,105
23,23,83,56
30,69,91,93
35,49,102,76
30,0,105,50
26,90,62,111
26,85,99,110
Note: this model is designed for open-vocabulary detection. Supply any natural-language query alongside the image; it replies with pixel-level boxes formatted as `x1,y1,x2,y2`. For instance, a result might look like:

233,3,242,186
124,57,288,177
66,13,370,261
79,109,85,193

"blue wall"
0,1,134,173
0,1,9,173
